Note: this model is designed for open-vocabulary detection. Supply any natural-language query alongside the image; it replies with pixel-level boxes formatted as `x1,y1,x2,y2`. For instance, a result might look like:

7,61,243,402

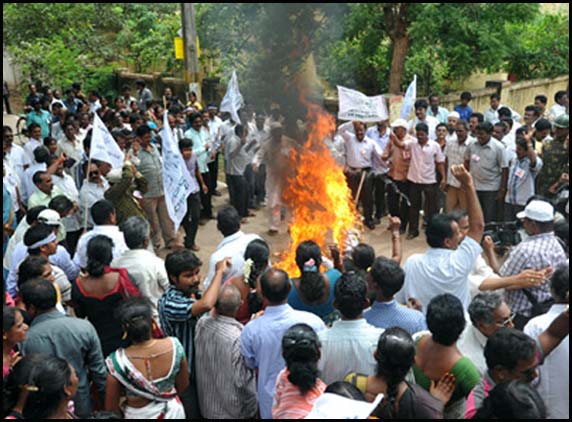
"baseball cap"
391,119,408,129
553,114,569,129
38,209,62,226
517,200,554,222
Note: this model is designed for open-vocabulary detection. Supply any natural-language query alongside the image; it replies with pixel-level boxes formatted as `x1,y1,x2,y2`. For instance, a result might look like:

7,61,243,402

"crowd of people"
2,79,570,419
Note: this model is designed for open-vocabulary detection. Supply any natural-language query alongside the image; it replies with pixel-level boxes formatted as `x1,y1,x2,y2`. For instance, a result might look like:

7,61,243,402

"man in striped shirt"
195,285,257,419
158,250,231,417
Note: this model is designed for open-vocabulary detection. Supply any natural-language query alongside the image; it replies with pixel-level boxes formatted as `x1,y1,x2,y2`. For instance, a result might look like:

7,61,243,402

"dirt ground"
3,111,430,281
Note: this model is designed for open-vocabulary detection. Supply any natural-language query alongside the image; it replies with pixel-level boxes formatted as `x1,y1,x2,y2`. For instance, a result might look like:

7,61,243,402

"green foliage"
3,3,180,95
505,13,569,80
317,3,544,95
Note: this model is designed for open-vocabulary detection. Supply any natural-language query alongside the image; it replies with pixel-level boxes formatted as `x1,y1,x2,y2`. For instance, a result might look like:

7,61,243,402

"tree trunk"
388,34,409,94
383,3,411,94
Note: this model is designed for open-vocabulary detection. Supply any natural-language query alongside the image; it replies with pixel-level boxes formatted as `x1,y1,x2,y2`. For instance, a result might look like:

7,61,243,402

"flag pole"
83,156,92,232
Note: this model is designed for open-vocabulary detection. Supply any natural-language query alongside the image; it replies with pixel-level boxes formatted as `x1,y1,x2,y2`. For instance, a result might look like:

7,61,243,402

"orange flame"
276,101,361,277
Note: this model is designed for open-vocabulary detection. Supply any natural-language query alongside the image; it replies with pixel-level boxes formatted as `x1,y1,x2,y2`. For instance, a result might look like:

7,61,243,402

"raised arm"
451,164,485,242
191,257,232,316
537,306,570,358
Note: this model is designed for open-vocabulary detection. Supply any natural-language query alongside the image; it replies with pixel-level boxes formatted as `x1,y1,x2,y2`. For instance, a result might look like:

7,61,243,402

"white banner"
220,69,244,124
161,112,193,232
400,75,417,120
337,86,389,123
90,113,125,169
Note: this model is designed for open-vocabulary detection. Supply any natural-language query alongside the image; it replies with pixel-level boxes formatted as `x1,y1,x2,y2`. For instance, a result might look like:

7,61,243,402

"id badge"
472,154,480,162
515,168,525,178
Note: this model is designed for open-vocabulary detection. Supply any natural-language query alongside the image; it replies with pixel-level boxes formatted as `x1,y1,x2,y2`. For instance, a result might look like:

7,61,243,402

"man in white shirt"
203,207,261,289
23,123,43,163
112,217,169,319
21,146,51,206
73,199,128,269
427,94,450,124
206,104,224,196
458,292,515,376
366,120,391,224
445,120,473,211
446,111,460,143
484,93,522,124
408,100,440,141
396,164,485,312
339,121,381,229
524,265,569,419
548,90,568,122
318,272,383,384
226,124,257,219
78,162,109,229
396,122,446,239
3,125,29,182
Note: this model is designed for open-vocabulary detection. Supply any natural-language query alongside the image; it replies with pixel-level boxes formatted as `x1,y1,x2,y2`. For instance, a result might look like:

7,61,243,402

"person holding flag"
130,124,184,252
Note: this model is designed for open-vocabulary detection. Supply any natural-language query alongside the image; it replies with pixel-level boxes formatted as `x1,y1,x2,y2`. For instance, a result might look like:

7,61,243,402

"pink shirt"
405,139,445,184
272,368,326,419
384,135,414,182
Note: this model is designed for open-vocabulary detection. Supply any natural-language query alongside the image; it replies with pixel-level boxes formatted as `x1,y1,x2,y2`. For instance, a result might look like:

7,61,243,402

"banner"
90,113,125,169
337,86,389,123
220,70,244,124
400,75,417,120
161,112,193,232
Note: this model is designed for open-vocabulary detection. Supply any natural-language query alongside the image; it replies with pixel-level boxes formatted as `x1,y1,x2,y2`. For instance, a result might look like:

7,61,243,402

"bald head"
216,285,242,317
260,268,291,305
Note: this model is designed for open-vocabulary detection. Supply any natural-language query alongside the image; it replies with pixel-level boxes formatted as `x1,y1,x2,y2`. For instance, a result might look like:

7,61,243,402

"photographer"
500,199,568,329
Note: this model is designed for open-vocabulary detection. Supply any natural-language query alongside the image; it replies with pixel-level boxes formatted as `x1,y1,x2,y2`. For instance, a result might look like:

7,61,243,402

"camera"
483,221,522,247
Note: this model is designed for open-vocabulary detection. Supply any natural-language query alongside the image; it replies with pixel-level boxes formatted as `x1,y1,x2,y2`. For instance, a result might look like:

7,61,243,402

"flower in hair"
243,258,254,283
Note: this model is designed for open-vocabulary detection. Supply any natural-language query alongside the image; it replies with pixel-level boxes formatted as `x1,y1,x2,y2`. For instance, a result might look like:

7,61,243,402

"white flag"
161,112,193,232
90,113,125,169
220,70,244,124
400,75,417,120
337,86,389,123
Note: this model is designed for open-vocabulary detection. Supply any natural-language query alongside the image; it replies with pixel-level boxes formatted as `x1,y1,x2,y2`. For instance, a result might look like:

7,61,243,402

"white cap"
391,118,408,129
517,200,554,222
449,111,460,119
38,209,61,226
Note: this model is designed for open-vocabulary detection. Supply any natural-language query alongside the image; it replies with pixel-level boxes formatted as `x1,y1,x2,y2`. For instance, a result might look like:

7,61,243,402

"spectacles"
496,313,516,327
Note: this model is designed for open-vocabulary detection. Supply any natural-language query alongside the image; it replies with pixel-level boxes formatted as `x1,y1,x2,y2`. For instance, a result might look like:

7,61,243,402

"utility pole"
181,3,201,99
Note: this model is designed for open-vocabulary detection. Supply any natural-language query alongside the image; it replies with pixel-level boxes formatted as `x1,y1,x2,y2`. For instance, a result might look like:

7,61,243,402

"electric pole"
181,3,200,98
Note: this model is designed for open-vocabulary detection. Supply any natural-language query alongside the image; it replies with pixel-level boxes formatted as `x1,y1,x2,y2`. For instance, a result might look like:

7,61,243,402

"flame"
276,100,361,277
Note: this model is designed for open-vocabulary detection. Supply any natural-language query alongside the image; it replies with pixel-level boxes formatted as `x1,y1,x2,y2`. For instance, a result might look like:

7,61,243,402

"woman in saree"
105,298,189,419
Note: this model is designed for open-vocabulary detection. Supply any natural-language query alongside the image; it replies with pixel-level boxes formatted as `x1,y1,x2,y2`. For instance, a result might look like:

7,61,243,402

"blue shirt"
454,104,473,122
240,304,326,419
23,310,107,418
183,127,210,174
158,286,196,373
364,299,427,335
288,268,341,325
26,109,51,138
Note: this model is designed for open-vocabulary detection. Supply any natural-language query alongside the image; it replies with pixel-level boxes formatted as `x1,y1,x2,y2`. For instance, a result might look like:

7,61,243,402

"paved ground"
3,112,429,278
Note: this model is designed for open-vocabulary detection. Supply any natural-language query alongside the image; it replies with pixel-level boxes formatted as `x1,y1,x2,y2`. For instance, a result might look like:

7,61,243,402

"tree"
317,3,544,95
384,3,411,94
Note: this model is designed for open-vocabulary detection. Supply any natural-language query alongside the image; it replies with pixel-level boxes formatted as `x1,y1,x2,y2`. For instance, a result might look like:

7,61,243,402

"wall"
114,69,223,106
326,74,569,122
3,51,21,89
440,75,569,116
